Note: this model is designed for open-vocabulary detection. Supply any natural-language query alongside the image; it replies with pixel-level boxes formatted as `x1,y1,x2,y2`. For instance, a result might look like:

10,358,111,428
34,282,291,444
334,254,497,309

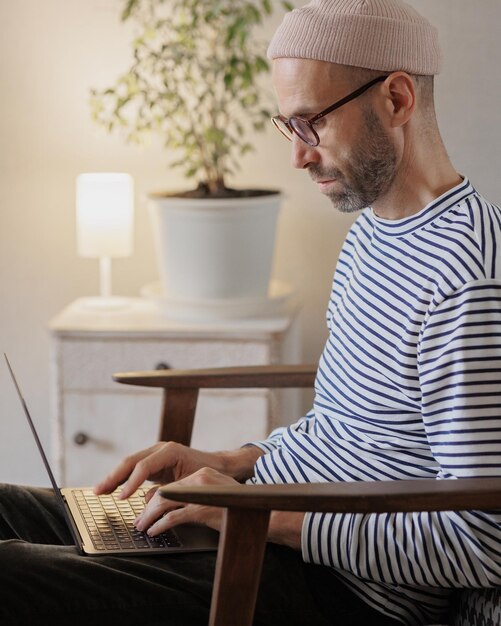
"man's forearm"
268,511,305,551
217,445,265,481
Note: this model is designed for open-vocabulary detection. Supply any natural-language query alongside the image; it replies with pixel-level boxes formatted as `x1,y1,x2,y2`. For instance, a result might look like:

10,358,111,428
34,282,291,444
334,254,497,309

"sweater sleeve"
302,280,501,588
246,409,317,455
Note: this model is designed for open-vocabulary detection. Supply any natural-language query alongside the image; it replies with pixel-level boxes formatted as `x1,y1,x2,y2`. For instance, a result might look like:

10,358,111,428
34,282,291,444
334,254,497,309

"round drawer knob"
73,432,90,446
155,362,171,370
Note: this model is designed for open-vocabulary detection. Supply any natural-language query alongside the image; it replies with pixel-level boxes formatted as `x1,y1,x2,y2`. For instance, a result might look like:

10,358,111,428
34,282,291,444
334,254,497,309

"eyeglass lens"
272,117,317,146
289,118,317,145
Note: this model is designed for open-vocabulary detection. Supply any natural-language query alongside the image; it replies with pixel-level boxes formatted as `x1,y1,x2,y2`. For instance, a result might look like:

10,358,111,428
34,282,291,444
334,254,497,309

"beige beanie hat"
267,0,441,75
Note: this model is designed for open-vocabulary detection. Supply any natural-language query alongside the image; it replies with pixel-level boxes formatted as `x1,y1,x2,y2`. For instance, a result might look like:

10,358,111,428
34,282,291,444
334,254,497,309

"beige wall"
1,0,500,485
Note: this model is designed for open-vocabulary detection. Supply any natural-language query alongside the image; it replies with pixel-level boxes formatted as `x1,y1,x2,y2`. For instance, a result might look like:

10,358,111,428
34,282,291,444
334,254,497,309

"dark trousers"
0,483,401,626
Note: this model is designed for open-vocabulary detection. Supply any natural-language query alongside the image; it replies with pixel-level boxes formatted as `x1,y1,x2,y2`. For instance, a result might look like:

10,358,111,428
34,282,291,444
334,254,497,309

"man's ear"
382,72,416,128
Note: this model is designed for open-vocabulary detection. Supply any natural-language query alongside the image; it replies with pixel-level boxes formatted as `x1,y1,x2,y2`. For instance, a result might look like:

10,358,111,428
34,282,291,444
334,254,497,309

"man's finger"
93,444,160,495
146,505,195,536
135,493,181,531
144,485,158,503
118,446,175,499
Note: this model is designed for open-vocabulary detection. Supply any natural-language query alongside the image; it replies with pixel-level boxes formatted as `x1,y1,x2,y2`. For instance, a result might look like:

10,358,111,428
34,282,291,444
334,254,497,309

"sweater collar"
370,177,475,237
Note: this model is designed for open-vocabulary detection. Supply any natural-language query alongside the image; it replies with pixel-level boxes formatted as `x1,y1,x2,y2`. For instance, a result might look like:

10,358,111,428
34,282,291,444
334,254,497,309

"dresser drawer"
60,389,270,484
57,337,272,391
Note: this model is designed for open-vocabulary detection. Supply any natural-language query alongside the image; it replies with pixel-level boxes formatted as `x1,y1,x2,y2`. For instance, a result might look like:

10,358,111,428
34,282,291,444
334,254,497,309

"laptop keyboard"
73,488,182,551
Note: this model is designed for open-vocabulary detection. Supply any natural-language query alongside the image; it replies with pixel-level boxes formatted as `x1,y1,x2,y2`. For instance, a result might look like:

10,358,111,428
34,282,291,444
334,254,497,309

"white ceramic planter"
148,192,282,301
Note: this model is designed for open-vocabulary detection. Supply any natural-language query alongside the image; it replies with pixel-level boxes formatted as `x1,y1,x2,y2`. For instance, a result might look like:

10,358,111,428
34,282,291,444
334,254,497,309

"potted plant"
90,0,293,304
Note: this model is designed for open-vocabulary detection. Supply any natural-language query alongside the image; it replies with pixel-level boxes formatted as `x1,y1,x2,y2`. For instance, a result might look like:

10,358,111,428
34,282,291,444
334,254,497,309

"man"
1,1,500,625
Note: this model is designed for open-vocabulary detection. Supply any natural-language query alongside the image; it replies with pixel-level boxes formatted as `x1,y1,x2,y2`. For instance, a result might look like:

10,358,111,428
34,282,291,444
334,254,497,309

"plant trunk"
207,176,227,195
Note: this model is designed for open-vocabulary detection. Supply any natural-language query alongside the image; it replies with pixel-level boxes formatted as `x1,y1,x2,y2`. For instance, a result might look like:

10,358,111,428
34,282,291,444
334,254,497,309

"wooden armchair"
114,365,501,626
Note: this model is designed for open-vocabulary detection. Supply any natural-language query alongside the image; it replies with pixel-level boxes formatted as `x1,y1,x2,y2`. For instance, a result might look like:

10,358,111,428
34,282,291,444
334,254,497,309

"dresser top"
49,298,298,340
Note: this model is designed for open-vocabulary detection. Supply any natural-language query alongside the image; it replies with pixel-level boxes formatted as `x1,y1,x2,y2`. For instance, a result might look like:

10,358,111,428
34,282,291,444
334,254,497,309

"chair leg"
209,508,270,626
158,388,199,445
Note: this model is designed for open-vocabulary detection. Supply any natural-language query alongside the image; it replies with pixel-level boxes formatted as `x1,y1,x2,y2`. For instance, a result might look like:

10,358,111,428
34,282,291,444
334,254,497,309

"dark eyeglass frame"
271,74,389,147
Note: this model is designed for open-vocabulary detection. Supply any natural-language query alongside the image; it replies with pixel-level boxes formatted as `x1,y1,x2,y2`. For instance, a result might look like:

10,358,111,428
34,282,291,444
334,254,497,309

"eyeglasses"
271,75,389,147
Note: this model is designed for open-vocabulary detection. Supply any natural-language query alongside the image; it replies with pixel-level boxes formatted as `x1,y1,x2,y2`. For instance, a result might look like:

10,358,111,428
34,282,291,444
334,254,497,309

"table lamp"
76,173,134,309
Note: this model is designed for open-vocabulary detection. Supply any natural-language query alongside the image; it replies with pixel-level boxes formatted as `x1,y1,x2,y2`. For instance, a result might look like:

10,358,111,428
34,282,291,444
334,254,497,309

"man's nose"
290,135,320,169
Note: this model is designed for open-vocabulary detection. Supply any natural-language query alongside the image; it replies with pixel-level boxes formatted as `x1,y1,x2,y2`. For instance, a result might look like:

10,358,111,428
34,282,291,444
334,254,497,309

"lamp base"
80,296,132,311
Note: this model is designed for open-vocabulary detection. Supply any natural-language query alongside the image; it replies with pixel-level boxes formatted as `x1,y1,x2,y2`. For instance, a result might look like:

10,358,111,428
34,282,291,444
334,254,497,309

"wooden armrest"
112,364,316,446
162,477,501,626
160,477,501,513
113,364,317,389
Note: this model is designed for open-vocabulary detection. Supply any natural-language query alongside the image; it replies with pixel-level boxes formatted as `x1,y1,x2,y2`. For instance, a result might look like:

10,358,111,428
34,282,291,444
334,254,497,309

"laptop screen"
4,353,82,547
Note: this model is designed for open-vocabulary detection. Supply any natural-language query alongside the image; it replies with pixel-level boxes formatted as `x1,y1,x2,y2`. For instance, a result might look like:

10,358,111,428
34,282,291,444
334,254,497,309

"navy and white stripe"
249,178,501,625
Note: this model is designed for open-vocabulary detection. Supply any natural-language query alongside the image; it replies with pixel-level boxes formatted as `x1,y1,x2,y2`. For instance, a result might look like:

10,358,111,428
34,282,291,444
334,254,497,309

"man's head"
268,0,442,212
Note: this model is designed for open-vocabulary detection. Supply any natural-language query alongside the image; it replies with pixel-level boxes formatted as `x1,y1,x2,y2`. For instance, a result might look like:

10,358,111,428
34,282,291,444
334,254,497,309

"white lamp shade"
76,173,134,258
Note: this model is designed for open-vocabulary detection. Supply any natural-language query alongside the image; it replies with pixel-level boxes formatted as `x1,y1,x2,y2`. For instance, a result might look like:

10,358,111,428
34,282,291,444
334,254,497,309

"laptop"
4,353,219,556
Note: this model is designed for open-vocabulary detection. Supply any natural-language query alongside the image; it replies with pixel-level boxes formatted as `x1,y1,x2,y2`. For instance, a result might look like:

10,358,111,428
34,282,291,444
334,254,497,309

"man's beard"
309,107,398,213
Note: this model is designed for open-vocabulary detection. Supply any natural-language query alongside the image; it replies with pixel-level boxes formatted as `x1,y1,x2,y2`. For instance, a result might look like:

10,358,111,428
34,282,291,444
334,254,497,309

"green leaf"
261,0,272,15
121,0,137,21
254,56,269,73
240,143,253,155
245,4,262,25
226,17,247,45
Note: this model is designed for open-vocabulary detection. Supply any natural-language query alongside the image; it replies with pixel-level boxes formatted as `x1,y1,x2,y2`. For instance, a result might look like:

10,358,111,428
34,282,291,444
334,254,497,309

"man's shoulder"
445,189,501,272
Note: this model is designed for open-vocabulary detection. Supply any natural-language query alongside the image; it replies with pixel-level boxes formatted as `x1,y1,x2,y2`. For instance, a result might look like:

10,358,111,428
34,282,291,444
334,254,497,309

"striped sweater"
250,178,501,625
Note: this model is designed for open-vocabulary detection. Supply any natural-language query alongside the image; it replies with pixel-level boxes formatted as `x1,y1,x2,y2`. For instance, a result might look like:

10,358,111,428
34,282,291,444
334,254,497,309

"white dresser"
49,299,301,484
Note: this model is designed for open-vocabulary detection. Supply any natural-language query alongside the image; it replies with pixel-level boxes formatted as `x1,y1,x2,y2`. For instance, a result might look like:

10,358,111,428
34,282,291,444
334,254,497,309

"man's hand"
93,441,263,500
94,441,304,550
133,468,305,551
134,467,237,535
